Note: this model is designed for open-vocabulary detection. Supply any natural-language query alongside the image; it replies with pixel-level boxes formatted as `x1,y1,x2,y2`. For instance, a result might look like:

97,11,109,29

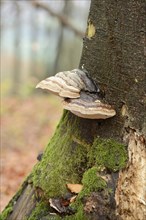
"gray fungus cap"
63,92,116,119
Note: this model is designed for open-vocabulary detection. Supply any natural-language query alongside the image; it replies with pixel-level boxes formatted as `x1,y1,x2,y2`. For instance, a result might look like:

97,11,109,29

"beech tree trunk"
2,0,145,220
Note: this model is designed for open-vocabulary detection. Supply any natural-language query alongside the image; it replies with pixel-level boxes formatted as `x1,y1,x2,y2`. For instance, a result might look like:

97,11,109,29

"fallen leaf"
49,198,75,215
49,198,66,213
66,184,83,194
70,195,77,203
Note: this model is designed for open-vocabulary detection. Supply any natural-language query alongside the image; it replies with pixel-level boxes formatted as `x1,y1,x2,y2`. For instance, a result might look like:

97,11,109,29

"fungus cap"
36,69,116,119
63,93,116,119
36,69,99,98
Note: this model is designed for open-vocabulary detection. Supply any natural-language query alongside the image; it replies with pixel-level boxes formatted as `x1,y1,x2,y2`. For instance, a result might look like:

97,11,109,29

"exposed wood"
7,184,37,220
115,131,146,220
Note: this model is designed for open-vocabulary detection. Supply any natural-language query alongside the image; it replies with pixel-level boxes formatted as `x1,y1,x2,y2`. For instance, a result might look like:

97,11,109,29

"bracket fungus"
63,92,116,119
36,69,116,119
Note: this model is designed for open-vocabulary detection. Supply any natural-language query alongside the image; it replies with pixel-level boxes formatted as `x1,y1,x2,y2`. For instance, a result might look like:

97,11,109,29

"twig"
31,1,84,38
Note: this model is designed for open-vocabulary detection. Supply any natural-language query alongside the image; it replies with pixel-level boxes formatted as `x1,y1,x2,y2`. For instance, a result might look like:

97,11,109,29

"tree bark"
2,0,145,220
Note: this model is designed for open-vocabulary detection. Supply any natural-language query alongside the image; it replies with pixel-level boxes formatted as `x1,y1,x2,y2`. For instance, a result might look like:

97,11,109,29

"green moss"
88,138,127,171
28,201,50,220
28,112,127,219
32,112,89,198
0,207,13,220
80,167,107,198
28,200,85,220
63,168,106,220
64,204,87,220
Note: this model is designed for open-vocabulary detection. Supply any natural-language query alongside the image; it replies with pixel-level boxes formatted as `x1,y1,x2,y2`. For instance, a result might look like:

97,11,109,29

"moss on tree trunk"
2,111,127,220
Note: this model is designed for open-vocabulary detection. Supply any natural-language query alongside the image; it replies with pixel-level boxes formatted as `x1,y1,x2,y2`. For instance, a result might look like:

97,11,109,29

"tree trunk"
11,1,21,95
2,0,145,220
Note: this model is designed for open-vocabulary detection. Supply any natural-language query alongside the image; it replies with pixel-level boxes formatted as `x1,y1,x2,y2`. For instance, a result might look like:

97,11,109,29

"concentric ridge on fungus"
36,69,116,119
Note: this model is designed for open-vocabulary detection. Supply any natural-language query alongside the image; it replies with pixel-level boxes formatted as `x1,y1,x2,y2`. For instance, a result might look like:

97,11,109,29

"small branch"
31,0,84,38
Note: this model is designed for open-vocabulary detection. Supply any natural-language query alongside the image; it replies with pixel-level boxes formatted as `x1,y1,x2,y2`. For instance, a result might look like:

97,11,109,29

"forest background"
0,0,90,211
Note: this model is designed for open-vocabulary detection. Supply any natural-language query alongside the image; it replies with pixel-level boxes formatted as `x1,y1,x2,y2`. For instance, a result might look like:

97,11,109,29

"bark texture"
1,0,146,220
80,0,145,138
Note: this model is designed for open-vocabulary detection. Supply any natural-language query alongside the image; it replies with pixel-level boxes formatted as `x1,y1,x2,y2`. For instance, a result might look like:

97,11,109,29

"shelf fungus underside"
36,69,116,119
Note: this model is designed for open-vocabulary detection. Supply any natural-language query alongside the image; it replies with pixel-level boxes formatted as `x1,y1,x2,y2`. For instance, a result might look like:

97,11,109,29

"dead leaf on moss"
49,198,75,214
66,183,83,194
49,198,66,213
70,195,77,203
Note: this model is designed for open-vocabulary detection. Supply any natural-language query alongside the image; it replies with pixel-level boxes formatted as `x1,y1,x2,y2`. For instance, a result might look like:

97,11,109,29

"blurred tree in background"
0,0,90,211
1,0,90,96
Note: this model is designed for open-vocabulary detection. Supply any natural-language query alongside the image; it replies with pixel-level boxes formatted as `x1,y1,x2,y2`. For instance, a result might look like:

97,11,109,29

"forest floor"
0,95,62,211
